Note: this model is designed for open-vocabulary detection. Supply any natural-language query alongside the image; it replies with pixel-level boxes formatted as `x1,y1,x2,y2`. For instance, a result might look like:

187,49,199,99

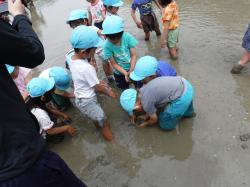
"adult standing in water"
0,0,86,186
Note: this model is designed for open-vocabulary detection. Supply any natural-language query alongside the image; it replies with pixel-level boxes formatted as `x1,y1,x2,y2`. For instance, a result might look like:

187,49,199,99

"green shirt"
103,32,138,75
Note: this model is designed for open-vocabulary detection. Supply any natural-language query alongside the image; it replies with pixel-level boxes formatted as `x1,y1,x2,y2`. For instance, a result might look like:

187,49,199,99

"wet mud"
28,0,250,186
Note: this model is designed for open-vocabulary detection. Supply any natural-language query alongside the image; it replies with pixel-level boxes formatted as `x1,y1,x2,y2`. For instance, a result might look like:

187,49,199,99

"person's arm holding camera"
0,0,45,68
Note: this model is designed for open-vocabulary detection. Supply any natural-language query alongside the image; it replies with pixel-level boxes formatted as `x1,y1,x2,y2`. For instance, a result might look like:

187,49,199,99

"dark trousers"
94,21,103,30
0,151,87,187
114,73,142,90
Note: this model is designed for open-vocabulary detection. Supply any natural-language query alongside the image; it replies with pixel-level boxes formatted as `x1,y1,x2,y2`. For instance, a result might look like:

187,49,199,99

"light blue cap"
49,67,71,91
102,15,124,35
120,89,137,116
27,77,55,98
66,9,88,23
103,0,124,7
5,64,15,74
130,56,158,81
71,25,100,49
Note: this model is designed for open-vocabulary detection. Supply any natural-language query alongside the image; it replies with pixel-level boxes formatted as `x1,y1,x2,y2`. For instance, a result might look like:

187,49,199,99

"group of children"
5,0,196,143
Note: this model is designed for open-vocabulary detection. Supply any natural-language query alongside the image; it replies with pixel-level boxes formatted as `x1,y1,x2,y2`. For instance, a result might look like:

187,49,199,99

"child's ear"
41,96,45,102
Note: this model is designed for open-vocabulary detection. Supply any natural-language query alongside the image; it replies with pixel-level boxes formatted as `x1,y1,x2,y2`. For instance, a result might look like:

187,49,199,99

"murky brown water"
28,0,250,186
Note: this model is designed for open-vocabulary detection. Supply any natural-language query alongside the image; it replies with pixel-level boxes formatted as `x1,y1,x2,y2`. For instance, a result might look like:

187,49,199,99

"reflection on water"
29,0,250,186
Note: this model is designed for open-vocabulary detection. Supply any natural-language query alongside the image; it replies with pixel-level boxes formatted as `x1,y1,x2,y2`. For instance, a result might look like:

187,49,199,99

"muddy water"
29,0,250,186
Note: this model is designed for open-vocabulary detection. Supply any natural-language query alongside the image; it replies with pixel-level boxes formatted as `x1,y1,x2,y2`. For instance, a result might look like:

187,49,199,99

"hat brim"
101,28,123,35
46,78,55,92
56,82,70,91
95,37,105,48
112,1,123,7
129,71,144,81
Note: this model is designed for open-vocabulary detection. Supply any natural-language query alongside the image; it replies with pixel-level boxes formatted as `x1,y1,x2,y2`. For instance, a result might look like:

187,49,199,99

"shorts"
159,79,194,130
114,73,143,90
242,24,250,52
167,27,179,48
0,150,86,187
94,21,103,30
75,96,106,127
140,12,160,33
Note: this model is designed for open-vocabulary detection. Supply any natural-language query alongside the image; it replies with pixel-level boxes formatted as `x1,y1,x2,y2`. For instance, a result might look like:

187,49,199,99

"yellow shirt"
162,1,179,30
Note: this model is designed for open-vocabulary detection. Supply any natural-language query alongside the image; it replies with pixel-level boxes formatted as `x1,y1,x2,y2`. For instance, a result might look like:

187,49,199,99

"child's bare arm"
61,91,75,98
109,57,130,82
88,11,92,25
131,9,142,29
47,106,71,120
161,21,170,48
46,125,77,136
129,48,137,73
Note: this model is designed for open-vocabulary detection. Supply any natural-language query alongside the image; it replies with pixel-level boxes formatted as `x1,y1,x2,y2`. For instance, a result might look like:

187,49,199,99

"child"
102,15,141,89
39,66,74,110
5,64,32,101
160,0,179,59
27,77,77,141
66,9,114,82
69,25,117,141
129,56,177,82
103,0,123,16
131,0,162,41
120,76,195,130
87,0,106,29
231,23,250,74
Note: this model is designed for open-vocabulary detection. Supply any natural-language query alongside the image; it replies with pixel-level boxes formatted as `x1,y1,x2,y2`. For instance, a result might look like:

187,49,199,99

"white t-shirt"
39,68,51,79
31,108,54,139
69,58,100,99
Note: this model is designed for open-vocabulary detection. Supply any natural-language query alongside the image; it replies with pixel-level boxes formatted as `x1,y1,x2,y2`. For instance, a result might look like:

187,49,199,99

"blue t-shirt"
156,60,177,77
103,32,138,75
131,0,154,16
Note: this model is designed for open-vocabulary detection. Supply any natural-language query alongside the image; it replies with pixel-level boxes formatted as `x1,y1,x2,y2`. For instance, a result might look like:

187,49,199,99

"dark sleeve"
0,15,45,68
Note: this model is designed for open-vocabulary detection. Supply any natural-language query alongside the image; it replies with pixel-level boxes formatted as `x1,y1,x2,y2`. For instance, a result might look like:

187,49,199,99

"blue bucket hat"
103,0,123,7
49,67,71,91
27,77,55,98
102,15,124,35
130,56,158,81
71,25,100,49
66,9,88,23
120,89,137,116
5,64,15,74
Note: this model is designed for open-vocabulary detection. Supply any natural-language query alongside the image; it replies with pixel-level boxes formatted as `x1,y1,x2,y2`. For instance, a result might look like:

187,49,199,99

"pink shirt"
14,67,31,95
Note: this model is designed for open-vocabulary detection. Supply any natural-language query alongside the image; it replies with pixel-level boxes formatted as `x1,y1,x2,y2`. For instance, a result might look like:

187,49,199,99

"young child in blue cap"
120,76,195,130
69,25,117,141
103,0,123,16
102,15,142,89
39,66,74,110
131,0,162,41
66,9,114,83
129,55,177,84
27,77,77,141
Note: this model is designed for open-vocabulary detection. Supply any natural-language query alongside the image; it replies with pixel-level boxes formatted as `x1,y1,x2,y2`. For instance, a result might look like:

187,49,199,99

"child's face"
109,7,119,14
107,37,121,45
69,20,86,29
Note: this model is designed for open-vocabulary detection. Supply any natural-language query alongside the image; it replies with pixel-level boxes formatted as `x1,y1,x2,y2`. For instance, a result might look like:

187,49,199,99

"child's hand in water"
109,90,118,99
66,126,77,136
63,114,71,121
125,72,130,82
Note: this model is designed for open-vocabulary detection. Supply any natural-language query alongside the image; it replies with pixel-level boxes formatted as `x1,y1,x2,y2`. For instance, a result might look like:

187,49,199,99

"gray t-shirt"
139,76,184,115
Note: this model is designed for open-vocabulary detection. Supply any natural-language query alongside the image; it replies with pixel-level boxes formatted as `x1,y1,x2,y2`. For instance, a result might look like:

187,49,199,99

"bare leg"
101,121,113,141
145,32,150,41
231,49,250,74
168,47,178,60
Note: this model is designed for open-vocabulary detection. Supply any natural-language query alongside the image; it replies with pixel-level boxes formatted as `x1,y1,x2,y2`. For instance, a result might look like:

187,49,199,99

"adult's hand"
8,0,25,17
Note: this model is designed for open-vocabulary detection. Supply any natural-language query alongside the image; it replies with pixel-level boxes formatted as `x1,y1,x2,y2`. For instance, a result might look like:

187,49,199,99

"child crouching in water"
102,15,142,89
160,0,179,59
27,77,77,141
